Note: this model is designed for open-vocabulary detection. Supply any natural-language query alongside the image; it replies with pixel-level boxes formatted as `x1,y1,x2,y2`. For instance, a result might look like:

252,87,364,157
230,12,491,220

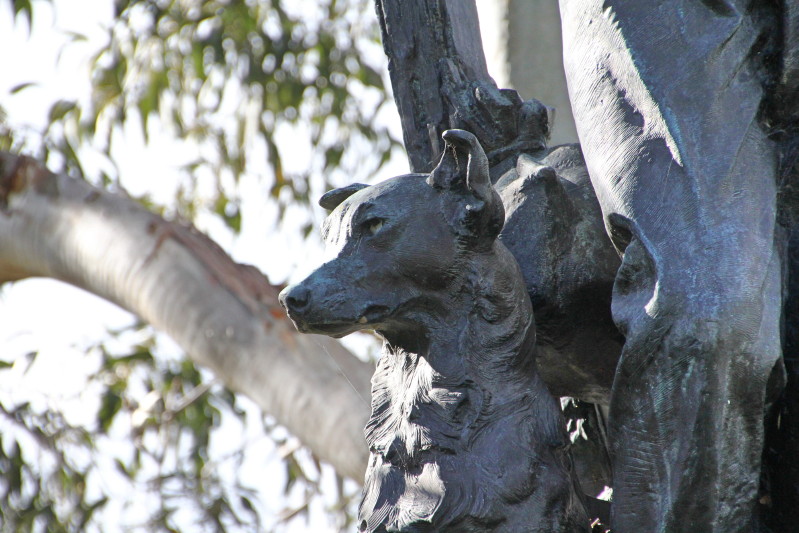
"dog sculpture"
280,130,590,532
494,144,621,405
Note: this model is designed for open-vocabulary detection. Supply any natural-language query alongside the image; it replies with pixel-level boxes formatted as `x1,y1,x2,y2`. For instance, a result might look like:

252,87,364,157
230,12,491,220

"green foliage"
0,401,102,533
1,0,388,529
9,0,399,231
0,104,12,151
8,0,50,29
0,324,359,532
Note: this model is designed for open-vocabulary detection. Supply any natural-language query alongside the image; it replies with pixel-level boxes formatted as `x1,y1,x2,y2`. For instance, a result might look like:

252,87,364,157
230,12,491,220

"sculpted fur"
280,130,589,532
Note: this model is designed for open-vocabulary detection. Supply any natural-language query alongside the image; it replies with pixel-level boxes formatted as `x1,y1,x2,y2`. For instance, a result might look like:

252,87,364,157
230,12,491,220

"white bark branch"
0,153,372,481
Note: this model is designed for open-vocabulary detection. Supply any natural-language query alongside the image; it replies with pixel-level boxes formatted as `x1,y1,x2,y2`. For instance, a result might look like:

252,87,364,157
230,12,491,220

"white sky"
0,1,505,530
0,1,400,530
0,0,137,400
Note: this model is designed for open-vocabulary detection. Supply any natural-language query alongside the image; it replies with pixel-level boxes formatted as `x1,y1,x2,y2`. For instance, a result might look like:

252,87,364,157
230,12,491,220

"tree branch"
0,153,372,481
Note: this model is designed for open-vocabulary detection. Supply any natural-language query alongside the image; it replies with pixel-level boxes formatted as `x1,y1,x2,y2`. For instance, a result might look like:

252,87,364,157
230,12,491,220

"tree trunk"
0,153,372,482
375,0,490,172
375,0,549,173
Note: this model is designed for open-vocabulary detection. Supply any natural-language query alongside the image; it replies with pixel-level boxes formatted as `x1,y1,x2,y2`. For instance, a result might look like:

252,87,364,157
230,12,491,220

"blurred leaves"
0,323,360,532
0,103,18,152
9,0,49,29
10,0,400,232
1,0,384,530
0,401,102,532
9,82,38,94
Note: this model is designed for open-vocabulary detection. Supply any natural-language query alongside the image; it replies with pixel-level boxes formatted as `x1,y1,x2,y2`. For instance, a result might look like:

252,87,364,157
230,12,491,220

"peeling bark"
0,153,372,481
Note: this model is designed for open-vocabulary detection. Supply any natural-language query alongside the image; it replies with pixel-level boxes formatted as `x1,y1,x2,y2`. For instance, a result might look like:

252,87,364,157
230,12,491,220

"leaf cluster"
7,0,399,232
0,401,102,533
1,1,383,529
0,323,359,532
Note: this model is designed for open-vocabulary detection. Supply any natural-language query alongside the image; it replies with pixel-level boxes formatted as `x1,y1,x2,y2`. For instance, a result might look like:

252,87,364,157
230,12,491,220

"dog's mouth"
286,304,393,338
287,315,358,337
360,305,391,324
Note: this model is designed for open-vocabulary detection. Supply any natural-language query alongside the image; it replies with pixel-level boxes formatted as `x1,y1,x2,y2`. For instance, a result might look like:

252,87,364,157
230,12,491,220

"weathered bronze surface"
560,2,795,530
281,130,592,531
281,0,799,530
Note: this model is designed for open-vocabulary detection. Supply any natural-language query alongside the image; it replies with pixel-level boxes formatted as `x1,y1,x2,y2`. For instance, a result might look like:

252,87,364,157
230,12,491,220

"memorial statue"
281,0,799,530
280,130,597,531
559,2,796,531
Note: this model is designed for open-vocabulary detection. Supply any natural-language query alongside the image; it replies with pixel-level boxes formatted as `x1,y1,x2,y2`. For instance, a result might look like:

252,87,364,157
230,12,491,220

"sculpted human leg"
560,1,783,530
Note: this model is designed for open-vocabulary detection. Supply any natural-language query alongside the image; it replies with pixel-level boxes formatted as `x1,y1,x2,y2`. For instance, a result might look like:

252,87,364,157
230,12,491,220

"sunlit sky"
0,0,504,380
0,1,503,530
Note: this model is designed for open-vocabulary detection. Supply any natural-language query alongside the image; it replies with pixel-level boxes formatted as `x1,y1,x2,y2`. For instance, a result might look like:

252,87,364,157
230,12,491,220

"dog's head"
279,130,505,340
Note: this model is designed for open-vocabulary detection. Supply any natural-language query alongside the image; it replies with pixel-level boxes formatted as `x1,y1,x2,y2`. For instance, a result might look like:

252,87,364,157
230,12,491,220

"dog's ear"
319,183,369,211
427,129,504,249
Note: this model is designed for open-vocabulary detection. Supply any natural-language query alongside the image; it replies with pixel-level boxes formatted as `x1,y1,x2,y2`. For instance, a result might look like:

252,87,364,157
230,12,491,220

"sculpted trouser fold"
560,1,782,531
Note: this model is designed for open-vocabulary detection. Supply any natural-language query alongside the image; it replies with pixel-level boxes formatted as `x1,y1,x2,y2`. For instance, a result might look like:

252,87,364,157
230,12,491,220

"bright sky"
0,1,504,530
0,1,401,530
0,0,135,401
0,0,346,380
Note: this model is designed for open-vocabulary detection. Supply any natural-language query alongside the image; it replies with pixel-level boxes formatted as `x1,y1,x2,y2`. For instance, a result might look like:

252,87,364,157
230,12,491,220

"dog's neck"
378,243,539,396
362,241,573,531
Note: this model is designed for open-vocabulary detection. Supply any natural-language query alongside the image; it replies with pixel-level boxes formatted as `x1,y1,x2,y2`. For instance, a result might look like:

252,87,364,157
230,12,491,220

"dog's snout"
279,284,311,314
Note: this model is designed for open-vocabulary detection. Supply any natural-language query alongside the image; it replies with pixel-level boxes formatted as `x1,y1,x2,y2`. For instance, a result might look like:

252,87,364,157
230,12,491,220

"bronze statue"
280,130,592,531
559,2,795,530
282,0,799,529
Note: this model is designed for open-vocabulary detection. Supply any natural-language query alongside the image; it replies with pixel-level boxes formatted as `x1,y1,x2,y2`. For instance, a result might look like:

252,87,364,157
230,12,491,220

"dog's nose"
279,284,311,314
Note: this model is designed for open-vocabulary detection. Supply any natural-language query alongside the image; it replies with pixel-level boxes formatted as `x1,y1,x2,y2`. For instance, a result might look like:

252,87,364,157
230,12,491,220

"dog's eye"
363,218,384,236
